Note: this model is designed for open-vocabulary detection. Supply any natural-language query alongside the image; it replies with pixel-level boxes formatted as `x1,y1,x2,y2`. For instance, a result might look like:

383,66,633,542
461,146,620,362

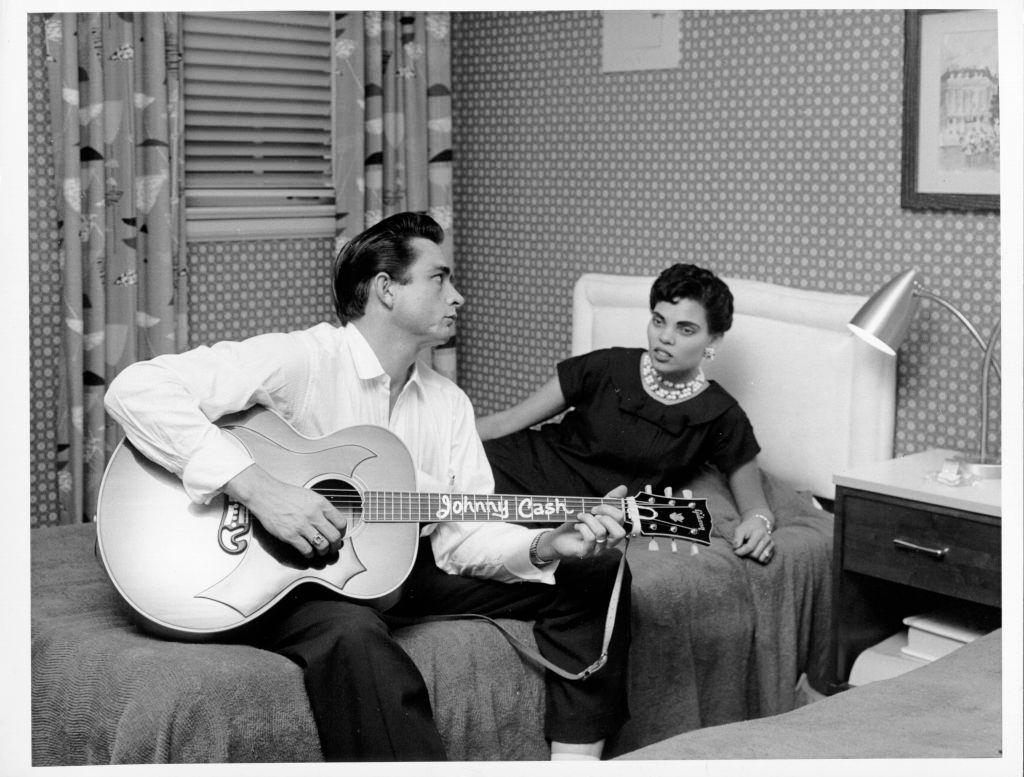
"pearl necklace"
641,352,707,402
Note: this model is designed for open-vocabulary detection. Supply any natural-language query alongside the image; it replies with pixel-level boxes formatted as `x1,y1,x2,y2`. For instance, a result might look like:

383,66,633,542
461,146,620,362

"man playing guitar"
104,212,631,762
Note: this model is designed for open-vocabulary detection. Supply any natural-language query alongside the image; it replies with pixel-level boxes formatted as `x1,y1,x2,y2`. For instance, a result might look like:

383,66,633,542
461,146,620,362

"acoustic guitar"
95,407,712,640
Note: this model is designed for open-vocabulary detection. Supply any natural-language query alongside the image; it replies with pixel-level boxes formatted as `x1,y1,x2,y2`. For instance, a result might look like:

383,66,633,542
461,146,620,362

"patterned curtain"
45,12,187,524
332,11,456,380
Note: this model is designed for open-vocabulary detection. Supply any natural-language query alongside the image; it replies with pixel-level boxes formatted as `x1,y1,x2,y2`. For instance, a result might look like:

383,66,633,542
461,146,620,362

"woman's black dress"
483,348,760,498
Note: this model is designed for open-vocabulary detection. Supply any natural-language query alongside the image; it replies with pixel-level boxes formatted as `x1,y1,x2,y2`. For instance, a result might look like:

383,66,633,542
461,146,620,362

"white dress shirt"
104,322,557,584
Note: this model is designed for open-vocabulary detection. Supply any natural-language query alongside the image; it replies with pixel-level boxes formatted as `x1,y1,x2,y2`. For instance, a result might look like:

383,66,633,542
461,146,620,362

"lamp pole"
914,288,1001,378
914,286,1000,474
978,320,1000,469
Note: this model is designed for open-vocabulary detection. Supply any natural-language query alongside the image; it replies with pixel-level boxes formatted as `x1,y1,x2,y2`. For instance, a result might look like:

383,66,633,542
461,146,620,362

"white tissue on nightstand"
935,457,963,486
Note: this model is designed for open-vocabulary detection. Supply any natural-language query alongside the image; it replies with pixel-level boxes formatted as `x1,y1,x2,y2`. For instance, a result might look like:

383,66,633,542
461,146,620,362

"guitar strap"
391,537,630,682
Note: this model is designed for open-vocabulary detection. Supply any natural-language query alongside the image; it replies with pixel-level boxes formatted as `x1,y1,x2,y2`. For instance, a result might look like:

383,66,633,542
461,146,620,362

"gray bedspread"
31,523,547,762
606,471,832,754
619,628,1002,759
31,469,831,763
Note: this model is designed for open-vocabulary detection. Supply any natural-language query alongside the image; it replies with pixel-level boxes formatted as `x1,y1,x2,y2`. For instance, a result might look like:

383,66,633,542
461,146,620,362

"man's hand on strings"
223,464,348,558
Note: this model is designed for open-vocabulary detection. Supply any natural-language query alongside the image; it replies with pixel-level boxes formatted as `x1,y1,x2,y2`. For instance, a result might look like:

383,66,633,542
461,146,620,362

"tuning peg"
671,539,678,553
690,544,699,555
648,539,659,552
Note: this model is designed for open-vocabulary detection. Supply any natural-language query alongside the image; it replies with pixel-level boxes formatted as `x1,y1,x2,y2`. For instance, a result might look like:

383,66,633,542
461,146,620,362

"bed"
617,628,1003,760
30,272,897,763
573,273,896,754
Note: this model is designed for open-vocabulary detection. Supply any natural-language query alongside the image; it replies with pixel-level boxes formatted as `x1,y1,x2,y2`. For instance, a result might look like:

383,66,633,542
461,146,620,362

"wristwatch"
529,530,554,567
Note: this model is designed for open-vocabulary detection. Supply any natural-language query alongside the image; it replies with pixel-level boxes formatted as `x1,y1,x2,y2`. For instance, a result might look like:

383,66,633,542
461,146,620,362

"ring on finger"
311,533,326,546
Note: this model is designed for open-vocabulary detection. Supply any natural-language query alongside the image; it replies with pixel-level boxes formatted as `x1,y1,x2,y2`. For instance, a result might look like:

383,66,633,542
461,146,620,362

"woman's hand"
728,461,775,564
534,485,629,562
732,514,775,564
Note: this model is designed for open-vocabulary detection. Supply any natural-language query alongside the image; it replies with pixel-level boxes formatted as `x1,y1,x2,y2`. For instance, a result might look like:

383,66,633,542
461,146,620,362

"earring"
703,347,716,360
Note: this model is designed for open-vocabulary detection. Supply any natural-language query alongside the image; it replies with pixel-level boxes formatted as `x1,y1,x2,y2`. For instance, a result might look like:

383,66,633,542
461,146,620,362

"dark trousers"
248,538,632,761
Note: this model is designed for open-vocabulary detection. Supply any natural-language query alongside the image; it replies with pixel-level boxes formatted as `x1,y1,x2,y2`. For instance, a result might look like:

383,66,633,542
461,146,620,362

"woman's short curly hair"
649,263,734,335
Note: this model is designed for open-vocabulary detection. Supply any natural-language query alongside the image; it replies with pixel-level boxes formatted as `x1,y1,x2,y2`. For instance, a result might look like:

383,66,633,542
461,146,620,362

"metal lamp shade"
846,268,1000,478
847,269,921,355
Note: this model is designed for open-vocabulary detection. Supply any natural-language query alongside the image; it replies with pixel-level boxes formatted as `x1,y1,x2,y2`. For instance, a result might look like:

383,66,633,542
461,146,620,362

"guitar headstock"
625,491,713,546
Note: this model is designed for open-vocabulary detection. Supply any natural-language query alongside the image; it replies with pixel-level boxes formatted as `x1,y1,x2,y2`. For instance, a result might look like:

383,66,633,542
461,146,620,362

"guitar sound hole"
312,478,363,536
254,479,363,571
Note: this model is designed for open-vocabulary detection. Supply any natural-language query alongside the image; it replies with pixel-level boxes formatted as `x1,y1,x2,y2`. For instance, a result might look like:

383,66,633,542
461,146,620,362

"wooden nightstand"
827,449,1001,693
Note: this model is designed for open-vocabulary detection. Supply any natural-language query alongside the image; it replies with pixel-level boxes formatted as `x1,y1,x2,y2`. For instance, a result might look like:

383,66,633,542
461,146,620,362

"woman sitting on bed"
478,263,776,564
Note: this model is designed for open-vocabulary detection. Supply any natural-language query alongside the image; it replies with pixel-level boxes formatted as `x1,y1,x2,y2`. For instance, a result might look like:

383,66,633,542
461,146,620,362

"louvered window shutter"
183,12,335,239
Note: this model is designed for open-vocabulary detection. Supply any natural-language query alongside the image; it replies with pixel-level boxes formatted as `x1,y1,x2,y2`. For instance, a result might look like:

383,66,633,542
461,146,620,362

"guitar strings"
240,487,705,536
302,490,632,518
308,493,627,509
308,489,628,504
299,491,687,525
304,490,681,510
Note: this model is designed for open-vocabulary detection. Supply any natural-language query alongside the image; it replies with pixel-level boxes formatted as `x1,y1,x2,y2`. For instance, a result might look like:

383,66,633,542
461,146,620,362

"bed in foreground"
618,628,1002,759
31,272,896,763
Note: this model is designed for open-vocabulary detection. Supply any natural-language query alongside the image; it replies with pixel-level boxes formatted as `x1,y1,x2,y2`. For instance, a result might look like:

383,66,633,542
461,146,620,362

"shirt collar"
342,323,425,390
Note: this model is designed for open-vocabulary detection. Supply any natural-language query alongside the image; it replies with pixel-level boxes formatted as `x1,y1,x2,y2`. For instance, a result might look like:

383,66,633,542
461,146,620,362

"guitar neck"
363,492,622,524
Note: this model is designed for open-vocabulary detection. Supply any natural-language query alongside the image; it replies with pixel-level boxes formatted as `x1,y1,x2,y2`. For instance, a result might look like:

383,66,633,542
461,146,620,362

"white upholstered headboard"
571,273,897,499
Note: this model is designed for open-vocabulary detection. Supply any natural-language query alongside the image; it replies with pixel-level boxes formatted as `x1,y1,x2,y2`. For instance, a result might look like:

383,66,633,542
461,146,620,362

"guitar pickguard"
195,431,383,616
196,526,368,617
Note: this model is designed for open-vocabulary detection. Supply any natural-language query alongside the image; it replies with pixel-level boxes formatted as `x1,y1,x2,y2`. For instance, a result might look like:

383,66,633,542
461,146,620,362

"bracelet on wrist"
529,530,555,567
751,513,773,535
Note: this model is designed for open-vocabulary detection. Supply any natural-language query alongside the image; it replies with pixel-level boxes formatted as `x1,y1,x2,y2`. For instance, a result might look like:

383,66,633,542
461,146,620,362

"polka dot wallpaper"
187,240,336,347
28,13,63,525
27,11,1005,524
450,9,1002,461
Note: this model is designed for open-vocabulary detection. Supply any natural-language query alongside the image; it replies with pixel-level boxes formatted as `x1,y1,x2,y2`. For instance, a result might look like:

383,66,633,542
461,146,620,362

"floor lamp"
847,268,1001,479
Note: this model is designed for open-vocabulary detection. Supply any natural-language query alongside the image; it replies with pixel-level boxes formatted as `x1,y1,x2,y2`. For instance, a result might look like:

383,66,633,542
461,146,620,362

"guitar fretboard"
358,492,622,523
309,486,713,546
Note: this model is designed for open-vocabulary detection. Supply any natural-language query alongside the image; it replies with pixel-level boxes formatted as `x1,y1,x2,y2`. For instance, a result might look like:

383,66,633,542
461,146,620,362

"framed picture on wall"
901,9,999,212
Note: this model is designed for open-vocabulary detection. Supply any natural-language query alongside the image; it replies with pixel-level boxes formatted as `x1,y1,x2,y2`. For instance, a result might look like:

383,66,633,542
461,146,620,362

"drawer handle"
892,537,949,559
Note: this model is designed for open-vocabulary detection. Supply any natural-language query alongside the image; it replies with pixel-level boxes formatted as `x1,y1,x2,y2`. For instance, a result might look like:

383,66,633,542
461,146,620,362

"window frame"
182,11,337,242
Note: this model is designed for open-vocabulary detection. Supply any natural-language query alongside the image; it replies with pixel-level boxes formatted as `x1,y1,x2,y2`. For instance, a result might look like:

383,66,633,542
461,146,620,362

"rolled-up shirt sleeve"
104,333,310,504
426,390,560,584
